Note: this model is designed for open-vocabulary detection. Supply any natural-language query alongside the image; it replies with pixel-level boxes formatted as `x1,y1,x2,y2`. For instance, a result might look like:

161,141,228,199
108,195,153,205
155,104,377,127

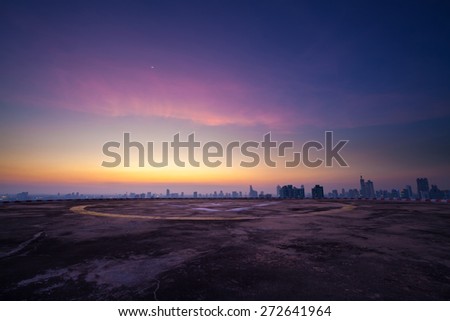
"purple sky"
1,0,449,194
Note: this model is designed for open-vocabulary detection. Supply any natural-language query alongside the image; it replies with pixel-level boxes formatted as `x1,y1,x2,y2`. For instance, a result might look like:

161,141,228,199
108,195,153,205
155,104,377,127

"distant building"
348,188,359,199
360,176,366,197
366,180,375,198
276,185,281,197
249,185,258,198
330,189,338,199
406,185,413,198
279,184,305,199
444,190,450,200
193,191,198,198
399,185,414,199
299,185,305,198
279,185,292,198
401,187,412,199
416,178,430,199
166,189,170,197
312,185,324,199
16,192,29,201
359,176,375,198
429,185,444,199
391,189,400,199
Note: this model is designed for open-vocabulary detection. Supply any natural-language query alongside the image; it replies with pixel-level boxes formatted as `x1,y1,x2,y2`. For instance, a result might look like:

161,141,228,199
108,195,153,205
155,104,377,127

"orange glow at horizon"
0,156,352,187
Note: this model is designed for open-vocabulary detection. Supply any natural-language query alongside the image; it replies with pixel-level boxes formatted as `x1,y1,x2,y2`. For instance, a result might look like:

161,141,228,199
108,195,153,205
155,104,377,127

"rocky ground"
0,199,449,300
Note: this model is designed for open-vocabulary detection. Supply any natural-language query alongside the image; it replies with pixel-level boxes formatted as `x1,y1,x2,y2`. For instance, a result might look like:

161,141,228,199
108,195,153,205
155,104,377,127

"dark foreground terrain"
0,199,449,300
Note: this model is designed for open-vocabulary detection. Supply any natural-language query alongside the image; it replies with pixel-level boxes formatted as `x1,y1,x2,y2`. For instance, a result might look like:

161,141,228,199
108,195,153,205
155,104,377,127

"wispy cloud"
2,48,449,131
2,53,297,128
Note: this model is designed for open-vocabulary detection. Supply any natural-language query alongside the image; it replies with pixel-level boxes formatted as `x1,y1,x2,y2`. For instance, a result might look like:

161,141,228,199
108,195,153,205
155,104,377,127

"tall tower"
360,176,366,198
249,185,258,198
416,178,430,199
366,180,375,198
312,185,324,199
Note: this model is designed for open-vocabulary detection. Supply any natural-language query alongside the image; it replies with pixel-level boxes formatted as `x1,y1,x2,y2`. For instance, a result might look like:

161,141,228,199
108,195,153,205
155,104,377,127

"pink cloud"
4,53,301,129
5,49,443,131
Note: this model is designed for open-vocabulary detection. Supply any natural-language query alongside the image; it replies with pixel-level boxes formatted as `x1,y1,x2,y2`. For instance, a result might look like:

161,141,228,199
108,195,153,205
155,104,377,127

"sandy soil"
0,199,449,300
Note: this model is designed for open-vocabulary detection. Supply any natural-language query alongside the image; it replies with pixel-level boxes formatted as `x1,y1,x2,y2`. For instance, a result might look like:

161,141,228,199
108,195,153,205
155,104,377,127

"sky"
1,0,450,195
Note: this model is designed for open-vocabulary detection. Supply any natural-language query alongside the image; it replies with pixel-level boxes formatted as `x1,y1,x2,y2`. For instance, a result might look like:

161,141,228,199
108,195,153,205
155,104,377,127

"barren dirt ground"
1,199,449,300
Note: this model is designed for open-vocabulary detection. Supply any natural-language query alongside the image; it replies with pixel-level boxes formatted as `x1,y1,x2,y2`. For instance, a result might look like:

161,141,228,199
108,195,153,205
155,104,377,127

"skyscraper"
312,185,324,199
360,176,366,198
299,185,305,199
359,176,375,198
276,185,281,198
406,185,413,199
249,185,258,198
429,185,444,200
416,178,430,199
401,186,412,199
366,180,375,198
279,185,305,199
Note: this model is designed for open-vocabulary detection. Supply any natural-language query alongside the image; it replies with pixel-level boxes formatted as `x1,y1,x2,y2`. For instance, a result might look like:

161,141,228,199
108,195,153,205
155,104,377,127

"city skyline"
1,1,450,194
3,175,449,202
